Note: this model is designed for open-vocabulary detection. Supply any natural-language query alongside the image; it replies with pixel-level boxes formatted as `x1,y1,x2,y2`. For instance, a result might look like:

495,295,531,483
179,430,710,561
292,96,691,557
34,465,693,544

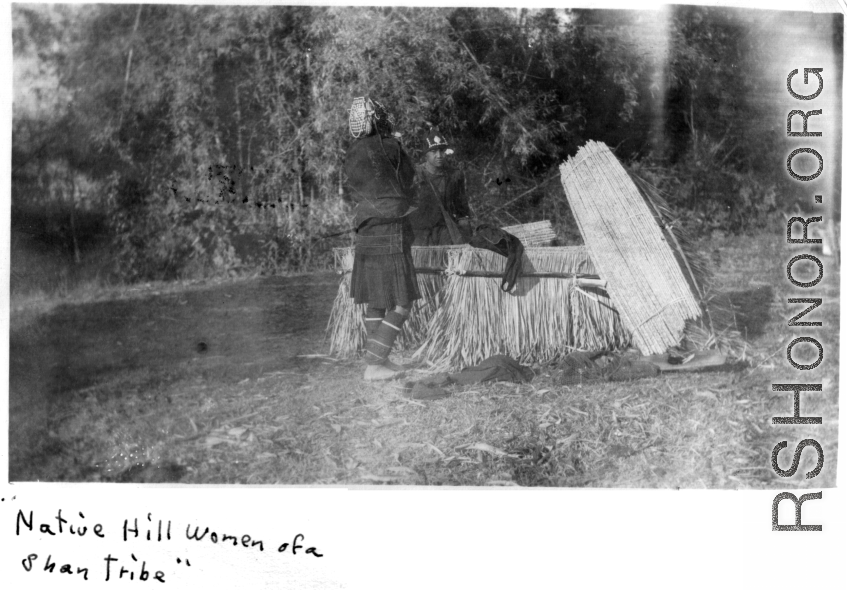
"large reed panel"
559,141,701,354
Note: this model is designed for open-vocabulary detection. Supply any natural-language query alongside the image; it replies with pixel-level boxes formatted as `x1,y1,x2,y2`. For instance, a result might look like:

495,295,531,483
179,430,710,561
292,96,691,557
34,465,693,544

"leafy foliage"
13,5,786,283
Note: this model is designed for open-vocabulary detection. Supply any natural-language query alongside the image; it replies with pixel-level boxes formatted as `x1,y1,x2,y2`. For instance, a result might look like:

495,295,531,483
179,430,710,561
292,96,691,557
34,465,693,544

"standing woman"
344,97,419,381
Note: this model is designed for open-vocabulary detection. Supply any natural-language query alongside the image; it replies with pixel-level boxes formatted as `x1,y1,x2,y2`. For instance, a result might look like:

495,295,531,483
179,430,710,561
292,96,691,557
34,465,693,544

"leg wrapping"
365,311,406,365
365,306,386,340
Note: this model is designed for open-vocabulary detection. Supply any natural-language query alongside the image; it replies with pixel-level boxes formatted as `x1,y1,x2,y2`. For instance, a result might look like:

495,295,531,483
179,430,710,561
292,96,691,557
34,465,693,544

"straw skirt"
351,219,420,309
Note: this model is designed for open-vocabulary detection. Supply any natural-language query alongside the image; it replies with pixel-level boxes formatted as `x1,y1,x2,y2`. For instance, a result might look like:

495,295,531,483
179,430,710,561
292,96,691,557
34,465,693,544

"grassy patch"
8,233,839,487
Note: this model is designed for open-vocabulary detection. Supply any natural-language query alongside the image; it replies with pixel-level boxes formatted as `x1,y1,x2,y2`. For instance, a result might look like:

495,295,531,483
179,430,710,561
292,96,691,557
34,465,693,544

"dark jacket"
408,164,470,232
344,135,416,228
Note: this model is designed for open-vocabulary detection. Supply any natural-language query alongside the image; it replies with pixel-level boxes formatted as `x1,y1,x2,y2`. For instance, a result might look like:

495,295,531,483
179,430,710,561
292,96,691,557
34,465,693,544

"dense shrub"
107,170,352,281
628,149,779,238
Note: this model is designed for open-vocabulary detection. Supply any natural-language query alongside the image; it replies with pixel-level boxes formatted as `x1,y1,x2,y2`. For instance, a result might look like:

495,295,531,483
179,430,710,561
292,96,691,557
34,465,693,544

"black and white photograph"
3,1,845,586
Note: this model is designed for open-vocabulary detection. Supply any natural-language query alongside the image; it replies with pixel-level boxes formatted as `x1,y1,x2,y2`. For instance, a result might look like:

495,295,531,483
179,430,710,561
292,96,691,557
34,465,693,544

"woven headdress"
424,126,453,154
348,96,394,138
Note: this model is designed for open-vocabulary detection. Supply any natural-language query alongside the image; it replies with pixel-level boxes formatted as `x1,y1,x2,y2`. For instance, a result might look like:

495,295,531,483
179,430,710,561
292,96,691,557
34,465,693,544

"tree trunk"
120,5,144,127
688,87,696,149
67,173,81,265
234,84,244,178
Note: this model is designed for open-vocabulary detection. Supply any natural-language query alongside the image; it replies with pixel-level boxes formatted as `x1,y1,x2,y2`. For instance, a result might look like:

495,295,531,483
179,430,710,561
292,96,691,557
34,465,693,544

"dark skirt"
351,219,420,309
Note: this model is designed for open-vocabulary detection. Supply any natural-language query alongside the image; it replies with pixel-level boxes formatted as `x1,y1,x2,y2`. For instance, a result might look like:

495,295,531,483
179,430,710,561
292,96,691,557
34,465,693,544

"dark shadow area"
10,204,115,296
710,284,774,339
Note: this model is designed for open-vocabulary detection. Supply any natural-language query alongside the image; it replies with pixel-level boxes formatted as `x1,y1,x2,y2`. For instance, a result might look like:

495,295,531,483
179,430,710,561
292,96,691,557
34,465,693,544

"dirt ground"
9,273,339,481
7,233,840,487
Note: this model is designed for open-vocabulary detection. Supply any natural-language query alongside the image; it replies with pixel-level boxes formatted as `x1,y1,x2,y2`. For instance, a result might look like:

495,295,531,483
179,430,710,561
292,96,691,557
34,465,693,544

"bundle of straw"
559,141,702,355
624,174,749,360
414,246,629,370
325,246,465,358
501,221,558,246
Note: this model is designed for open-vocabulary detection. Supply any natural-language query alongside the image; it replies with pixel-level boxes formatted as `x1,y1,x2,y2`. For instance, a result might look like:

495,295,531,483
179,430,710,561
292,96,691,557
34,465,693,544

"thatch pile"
326,221,561,359
626,174,748,359
413,246,629,370
326,241,630,367
502,221,558,246
559,141,703,355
